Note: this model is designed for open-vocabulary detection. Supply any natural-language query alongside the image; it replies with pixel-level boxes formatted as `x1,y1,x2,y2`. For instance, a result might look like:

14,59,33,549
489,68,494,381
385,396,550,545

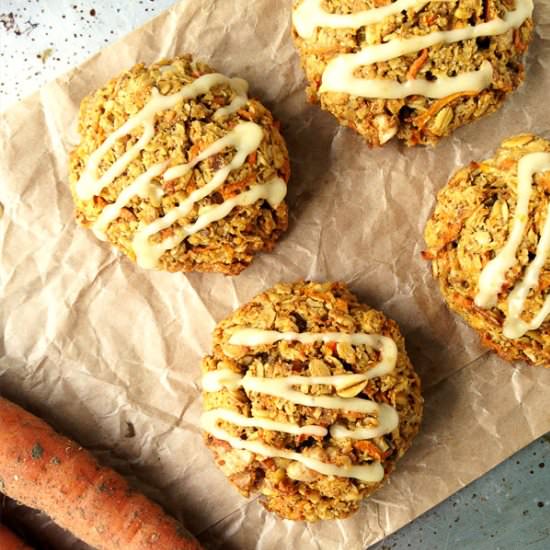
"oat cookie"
201,281,423,521
292,0,533,146
69,55,290,274
424,134,550,365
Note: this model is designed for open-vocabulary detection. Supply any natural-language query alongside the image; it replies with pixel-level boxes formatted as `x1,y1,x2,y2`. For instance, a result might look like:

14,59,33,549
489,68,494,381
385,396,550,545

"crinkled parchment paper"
1,1,550,548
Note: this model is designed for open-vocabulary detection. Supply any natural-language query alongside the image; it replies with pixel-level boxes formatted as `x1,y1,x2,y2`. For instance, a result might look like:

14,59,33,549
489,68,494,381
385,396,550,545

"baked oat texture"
69,55,290,274
292,0,533,146
201,281,423,521
424,134,550,365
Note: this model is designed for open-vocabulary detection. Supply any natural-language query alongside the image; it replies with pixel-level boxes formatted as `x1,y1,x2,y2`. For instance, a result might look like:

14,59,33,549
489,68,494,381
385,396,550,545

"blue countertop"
1,1,548,548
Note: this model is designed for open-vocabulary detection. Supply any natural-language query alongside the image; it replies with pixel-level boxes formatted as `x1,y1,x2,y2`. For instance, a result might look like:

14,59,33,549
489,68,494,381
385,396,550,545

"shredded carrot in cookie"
354,440,390,461
221,173,256,199
326,341,338,353
484,0,491,21
539,273,550,291
514,28,527,52
421,249,437,260
497,158,517,171
414,91,479,129
406,49,429,80
425,13,438,25
237,109,254,121
188,141,205,160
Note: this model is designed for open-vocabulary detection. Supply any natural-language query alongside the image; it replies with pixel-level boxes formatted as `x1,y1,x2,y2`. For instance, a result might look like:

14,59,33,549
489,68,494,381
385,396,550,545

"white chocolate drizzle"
294,0,431,38
202,329,400,482
93,161,169,240
475,152,550,339
293,0,532,100
76,74,249,201
202,409,384,482
133,177,286,268
229,328,397,378
202,408,328,438
76,73,287,268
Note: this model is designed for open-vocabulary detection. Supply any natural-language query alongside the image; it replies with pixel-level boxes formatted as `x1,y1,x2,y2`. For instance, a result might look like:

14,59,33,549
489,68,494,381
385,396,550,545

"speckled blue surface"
1,1,549,549
371,436,550,550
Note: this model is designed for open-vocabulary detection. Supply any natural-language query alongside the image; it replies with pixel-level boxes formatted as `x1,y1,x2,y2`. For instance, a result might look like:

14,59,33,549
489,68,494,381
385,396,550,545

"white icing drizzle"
228,328,397,378
76,73,249,201
294,0,432,38
329,404,399,439
202,408,328,437
164,121,263,182
202,368,244,392
92,161,169,240
130,122,268,268
293,0,533,100
202,330,400,482
205,370,396,415
134,177,286,268
475,152,550,339
504,204,550,338
324,61,493,100
76,72,287,268
201,410,384,482
213,77,249,119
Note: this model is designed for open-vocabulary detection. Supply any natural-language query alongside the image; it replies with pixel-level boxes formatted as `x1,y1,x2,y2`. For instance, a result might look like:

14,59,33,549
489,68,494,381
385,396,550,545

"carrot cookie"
69,55,290,274
424,134,550,365
292,0,533,146
201,281,423,521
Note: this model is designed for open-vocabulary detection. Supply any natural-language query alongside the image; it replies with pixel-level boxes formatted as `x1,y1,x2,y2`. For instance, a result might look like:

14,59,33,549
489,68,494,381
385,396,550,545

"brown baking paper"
1,1,550,548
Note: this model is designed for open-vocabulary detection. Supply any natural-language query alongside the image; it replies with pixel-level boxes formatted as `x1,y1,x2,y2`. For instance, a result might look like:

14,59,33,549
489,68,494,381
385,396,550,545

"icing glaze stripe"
76,73,249,201
228,328,397,379
203,369,399,415
133,177,287,269
293,0,432,39
201,409,385,482
203,408,328,437
92,161,169,239
475,151,550,339
202,329,400,482
129,121,264,268
293,0,533,100
77,72,287,269
504,204,550,338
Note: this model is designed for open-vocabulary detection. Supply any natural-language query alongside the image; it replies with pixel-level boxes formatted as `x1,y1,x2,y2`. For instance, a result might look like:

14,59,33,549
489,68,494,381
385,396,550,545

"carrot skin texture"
0,523,33,550
0,397,203,550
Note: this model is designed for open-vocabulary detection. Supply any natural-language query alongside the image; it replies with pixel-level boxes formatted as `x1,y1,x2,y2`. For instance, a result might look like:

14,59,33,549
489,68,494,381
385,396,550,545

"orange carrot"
221,173,256,199
0,524,33,550
0,397,202,550
540,272,550,291
484,0,491,21
514,28,527,52
281,158,291,181
497,157,517,171
326,341,338,354
406,48,429,80
353,440,390,461
188,142,204,160
414,91,479,129
425,13,437,25
237,109,254,121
